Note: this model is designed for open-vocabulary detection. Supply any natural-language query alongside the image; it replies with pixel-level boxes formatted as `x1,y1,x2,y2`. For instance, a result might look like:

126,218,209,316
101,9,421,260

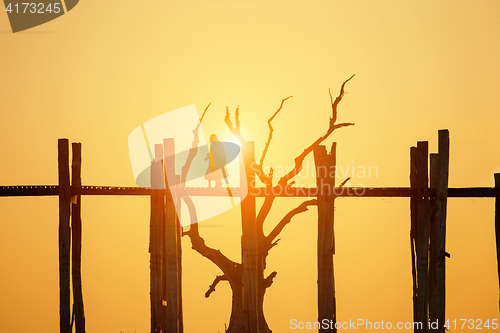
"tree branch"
181,196,241,280
256,77,354,251
330,74,355,126
224,106,245,144
262,271,278,290
253,162,274,186
224,104,283,186
262,178,349,253
180,103,211,187
256,194,277,241
205,275,228,298
264,199,318,250
277,75,355,188
200,102,211,123
339,177,350,188
259,96,293,167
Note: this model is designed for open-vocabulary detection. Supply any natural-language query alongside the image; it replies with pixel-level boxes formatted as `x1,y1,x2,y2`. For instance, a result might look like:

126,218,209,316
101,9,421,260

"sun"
213,133,242,147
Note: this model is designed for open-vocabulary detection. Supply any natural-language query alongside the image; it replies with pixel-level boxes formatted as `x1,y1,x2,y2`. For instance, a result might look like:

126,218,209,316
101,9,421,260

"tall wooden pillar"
163,138,181,333
58,138,71,333
429,130,449,331
314,143,337,333
241,141,259,333
175,174,184,332
410,147,418,326
71,142,86,332
150,144,165,333
428,153,438,329
410,141,431,332
494,173,500,312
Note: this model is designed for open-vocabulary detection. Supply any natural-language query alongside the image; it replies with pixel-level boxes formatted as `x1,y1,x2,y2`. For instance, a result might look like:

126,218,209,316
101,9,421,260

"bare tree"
181,75,355,332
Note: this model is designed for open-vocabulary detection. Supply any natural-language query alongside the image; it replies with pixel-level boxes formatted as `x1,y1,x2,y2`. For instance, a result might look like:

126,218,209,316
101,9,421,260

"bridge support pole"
150,144,164,333
241,141,259,333
150,140,182,333
314,143,337,333
163,138,181,333
58,139,71,333
411,141,430,333
429,130,449,332
494,173,500,312
71,142,86,332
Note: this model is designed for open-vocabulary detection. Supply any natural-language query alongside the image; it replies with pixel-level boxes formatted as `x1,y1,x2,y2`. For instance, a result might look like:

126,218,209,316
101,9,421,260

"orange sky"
1,1,500,332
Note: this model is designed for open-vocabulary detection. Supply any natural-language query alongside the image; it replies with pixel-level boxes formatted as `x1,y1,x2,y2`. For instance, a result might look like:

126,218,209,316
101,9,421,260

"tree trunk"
225,277,272,333
257,283,272,333
226,280,246,333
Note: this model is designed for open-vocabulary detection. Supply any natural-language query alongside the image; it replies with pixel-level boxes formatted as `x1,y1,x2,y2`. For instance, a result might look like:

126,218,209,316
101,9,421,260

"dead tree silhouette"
181,75,355,333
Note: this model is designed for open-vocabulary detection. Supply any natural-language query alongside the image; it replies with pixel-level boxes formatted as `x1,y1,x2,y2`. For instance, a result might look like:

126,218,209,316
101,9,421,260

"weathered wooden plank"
58,139,71,333
415,141,430,333
314,143,337,333
429,130,449,332
2,185,500,198
163,138,180,333
428,153,437,331
241,141,259,333
150,144,164,333
495,173,500,312
410,147,418,327
175,174,184,333
71,142,86,333
0,186,59,196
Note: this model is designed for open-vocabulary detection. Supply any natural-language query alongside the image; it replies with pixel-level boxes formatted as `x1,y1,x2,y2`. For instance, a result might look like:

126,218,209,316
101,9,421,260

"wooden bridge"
2,185,499,198
1,130,500,333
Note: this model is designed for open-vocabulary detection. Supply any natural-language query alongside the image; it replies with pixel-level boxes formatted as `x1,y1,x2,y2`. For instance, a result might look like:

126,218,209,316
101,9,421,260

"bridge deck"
0,185,499,198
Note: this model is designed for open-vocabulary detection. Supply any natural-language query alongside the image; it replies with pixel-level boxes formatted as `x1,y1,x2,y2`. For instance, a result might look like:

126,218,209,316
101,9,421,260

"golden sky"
1,0,500,332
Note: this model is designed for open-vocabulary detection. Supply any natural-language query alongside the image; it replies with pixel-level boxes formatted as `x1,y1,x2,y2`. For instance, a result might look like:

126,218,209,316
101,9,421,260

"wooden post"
163,138,180,333
241,141,259,333
429,153,439,188
429,130,449,331
71,142,85,332
410,147,418,326
175,174,184,333
58,138,71,333
428,153,438,329
415,141,430,332
495,173,500,312
314,143,336,332
150,144,165,333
